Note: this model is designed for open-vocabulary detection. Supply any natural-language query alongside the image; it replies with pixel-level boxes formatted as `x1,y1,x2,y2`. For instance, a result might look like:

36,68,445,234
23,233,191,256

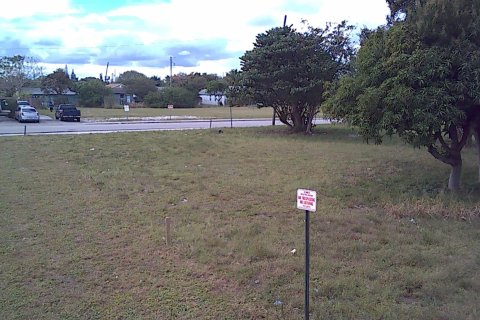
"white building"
198,89,226,106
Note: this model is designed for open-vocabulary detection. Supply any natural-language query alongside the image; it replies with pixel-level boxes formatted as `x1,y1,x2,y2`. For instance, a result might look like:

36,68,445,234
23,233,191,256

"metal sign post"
297,189,316,320
304,209,310,320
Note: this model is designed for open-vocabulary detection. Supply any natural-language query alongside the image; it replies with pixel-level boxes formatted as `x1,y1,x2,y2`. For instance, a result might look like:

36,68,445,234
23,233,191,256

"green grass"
0,126,479,319
40,106,275,120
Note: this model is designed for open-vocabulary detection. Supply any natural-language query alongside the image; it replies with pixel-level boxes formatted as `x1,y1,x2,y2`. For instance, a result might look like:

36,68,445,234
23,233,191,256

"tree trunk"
448,161,462,193
291,105,305,132
305,104,317,134
275,105,293,128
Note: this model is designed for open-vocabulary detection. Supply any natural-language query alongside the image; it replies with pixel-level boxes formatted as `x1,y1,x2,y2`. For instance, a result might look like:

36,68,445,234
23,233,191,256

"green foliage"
117,70,148,83
150,75,166,87
206,79,227,95
241,22,354,133
224,69,255,106
171,72,210,93
324,0,480,191
206,79,227,105
144,87,198,108
0,55,42,97
75,78,112,108
116,70,157,102
41,68,73,95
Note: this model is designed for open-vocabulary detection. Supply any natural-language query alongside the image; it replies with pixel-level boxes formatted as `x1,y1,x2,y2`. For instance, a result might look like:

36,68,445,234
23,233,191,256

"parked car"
55,104,81,122
15,105,40,123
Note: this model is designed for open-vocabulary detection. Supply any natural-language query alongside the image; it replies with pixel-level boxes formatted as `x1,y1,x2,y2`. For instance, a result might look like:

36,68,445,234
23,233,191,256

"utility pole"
169,56,173,86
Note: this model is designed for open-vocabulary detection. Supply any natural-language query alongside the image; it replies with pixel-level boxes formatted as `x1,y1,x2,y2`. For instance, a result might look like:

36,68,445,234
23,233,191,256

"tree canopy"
240,22,354,133
206,79,227,105
144,87,198,108
75,78,112,108
324,0,480,192
117,70,157,102
0,55,43,97
41,68,73,96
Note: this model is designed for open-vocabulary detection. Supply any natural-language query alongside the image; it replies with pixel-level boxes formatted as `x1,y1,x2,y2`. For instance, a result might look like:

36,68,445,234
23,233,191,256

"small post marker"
24,125,27,136
165,217,172,245
123,104,129,120
297,189,316,320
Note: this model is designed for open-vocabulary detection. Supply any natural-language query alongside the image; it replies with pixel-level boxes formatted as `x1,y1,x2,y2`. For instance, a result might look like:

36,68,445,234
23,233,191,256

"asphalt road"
0,116,331,136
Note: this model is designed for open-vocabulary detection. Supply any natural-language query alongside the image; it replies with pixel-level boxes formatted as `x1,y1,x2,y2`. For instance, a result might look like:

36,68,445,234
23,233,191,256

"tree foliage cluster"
323,0,480,191
144,87,198,108
41,68,73,96
0,55,43,97
116,70,157,102
240,21,355,133
143,72,228,108
75,78,113,108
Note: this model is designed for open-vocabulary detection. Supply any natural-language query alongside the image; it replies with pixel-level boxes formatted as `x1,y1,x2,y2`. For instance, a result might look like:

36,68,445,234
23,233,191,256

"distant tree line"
0,58,237,109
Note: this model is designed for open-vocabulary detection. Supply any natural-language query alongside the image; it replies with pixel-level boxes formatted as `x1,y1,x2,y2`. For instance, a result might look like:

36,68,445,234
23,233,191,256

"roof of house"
21,87,77,95
107,83,131,95
199,89,226,96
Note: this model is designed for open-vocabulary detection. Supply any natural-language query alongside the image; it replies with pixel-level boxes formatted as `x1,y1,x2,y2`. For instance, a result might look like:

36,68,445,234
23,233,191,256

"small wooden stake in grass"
165,217,172,245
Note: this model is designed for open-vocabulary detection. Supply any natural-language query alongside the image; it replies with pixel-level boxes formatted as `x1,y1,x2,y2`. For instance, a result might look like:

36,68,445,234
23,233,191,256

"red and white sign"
297,189,316,212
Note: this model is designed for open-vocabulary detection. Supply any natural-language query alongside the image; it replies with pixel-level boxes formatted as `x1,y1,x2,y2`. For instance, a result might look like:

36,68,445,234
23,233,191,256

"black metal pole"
305,210,310,320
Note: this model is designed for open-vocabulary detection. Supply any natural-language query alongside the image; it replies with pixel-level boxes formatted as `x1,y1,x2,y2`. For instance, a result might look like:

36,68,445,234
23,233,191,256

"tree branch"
458,122,471,150
427,144,454,166
435,131,450,151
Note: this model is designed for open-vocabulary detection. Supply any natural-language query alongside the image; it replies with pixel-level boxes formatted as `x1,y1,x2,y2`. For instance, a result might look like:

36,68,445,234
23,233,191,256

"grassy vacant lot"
39,106,274,121
1,126,479,319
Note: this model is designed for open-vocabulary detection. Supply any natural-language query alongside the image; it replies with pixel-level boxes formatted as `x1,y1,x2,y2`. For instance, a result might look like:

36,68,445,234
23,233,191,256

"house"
198,89,226,106
106,84,135,106
21,87,78,107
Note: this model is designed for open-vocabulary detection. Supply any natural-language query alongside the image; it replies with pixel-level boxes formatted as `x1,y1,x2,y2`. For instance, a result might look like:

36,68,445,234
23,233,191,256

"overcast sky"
1,0,389,80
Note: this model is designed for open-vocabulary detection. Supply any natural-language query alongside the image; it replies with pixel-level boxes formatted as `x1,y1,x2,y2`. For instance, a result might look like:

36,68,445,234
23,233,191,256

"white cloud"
0,0,76,19
1,0,390,79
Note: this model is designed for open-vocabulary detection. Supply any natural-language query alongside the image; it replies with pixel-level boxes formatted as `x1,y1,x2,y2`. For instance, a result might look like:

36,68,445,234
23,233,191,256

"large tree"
240,22,354,133
41,68,73,96
75,78,112,108
171,72,209,93
0,55,43,97
117,70,157,102
324,0,480,191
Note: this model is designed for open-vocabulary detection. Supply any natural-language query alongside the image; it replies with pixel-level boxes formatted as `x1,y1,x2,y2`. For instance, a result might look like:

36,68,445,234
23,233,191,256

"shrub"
144,87,198,108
